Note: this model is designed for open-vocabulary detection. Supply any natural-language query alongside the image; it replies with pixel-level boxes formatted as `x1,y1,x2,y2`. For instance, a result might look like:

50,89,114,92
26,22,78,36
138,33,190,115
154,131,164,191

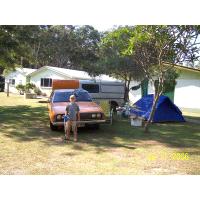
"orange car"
48,89,106,130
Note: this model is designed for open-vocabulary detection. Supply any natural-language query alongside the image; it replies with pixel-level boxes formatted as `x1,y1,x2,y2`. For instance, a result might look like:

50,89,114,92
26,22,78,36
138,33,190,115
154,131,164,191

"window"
41,78,52,87
101,84,124,93
82,84,99,93
53,91,92,103
9,79,15,86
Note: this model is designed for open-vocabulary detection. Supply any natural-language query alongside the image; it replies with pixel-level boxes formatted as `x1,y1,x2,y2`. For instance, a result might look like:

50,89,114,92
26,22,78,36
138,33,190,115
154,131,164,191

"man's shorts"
66,120,77,132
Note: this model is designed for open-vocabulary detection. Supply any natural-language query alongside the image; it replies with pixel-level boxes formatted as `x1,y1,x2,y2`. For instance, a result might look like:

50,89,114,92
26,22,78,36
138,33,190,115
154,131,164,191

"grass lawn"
181,108,200,122
0,93,200,175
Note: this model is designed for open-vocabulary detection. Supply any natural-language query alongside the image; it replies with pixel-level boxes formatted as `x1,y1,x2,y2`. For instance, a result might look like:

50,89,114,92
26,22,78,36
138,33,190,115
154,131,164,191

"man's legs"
72,121,78,142
65,121,71,140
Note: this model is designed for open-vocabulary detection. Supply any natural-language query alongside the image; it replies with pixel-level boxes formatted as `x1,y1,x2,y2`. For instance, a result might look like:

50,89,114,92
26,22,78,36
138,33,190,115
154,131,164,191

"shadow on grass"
0,105,137,151
0,105,200,153
0,105,60,140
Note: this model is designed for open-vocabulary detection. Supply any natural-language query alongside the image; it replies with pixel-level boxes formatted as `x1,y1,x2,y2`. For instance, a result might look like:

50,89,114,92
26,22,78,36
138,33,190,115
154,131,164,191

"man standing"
65,95,80,142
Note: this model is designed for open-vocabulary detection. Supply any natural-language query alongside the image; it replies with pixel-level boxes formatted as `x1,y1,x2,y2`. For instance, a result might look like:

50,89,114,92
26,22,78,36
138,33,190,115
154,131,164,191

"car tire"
50,121,57,131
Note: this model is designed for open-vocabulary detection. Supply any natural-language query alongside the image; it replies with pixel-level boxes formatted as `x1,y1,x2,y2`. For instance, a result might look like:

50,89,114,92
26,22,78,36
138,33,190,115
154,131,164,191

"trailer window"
82,84,99,93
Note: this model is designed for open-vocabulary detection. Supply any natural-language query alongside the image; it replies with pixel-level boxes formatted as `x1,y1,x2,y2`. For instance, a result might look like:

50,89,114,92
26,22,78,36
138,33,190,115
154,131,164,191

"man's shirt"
66,102,80,121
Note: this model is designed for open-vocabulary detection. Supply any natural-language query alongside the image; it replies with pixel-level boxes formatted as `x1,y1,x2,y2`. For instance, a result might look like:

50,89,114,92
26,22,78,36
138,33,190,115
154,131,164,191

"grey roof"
29,66,118,81
17,68,37,75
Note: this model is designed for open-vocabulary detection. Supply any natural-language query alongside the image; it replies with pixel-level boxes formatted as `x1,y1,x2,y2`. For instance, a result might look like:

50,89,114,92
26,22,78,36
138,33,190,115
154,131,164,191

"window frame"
9,79,15,86
40,78,52,88
82,83,100,93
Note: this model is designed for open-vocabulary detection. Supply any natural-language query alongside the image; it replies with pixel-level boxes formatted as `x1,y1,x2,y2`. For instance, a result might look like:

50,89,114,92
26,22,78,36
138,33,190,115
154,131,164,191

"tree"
71,25,101,70
126,25,200,132
31,25,101,69
0,25,101,71
99,26,145,101
0,26,28,71
0,25,46,71
16,25,73,68
193,60,200,68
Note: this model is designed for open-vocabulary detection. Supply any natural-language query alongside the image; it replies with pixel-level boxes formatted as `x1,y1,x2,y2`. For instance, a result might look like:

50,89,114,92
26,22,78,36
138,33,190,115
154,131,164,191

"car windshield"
53,90,92,102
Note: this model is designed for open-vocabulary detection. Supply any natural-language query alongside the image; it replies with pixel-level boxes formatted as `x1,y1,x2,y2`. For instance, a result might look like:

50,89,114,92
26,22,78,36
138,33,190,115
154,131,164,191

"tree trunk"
144,92,160,133
124,79,131,102
144,78,163,133
124,79,127,102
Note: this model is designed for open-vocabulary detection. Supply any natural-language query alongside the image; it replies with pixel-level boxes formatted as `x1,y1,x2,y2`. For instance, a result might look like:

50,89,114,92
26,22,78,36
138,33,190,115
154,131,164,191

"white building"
4,65,200,109
4,66,117,96
4,68,36,93
129,65,200,109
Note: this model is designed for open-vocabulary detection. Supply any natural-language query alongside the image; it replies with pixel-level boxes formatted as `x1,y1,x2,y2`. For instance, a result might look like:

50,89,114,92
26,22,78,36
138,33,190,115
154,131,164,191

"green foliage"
99,26,145,82
163,69,180,92
155,69,180,93
99,101,111,117
0,25,101,71
0,75,4,92
126,25,200,70
25,83,36,93
98,26,147,101
16,83,36,94
24,25,101,69
34,87,42,95
2,68,16,76
0,26,36,70
16,84,25,94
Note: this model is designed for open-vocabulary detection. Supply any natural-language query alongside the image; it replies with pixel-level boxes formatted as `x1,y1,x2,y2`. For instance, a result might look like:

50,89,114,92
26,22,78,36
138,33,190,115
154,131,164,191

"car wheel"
50,121,57,131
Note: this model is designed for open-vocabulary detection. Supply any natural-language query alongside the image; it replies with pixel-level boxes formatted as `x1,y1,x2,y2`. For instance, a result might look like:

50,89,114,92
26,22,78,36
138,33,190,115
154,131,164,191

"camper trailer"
52,79,125,109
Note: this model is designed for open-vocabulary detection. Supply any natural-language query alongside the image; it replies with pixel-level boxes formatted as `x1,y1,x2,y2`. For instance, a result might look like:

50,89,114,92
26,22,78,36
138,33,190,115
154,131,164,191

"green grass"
0,93,200,174
181,108,200,122
181,107,200,117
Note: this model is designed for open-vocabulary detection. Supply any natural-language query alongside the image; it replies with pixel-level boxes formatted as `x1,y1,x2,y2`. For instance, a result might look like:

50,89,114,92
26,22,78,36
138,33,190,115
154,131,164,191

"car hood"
51,101,103,114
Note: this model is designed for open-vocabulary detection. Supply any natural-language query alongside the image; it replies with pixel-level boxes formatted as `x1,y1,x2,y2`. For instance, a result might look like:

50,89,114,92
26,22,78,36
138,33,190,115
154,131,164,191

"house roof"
48,66,92,79
174,64,200,73
28,66,118,81
164,62,200,73
16,68,37,76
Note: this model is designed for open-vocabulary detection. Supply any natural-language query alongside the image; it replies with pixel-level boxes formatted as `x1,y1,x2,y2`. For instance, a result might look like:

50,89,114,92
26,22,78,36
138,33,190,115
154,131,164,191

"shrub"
16,84,25,95
34,87,42,95
42,92,47,97
25,83,36,93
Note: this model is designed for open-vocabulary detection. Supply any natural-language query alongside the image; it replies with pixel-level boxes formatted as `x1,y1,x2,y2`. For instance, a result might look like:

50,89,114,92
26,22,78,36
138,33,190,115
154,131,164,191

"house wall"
174,70,200,109
30,69,73,96
4,71,26,93
129,70,200,109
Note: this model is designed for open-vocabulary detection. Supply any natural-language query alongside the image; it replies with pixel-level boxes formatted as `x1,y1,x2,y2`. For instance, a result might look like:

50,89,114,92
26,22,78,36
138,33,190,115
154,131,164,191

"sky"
92,25,117,32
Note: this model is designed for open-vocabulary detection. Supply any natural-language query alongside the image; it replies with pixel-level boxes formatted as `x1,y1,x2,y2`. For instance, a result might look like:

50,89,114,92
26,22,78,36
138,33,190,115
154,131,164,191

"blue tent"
130,94,185,122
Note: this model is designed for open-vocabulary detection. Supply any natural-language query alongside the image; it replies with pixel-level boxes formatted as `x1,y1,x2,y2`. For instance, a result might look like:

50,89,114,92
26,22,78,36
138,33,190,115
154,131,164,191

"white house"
129,65,200,109
174,66,200,109
4,68,36,93
4,66,117,96
4,64,200,109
